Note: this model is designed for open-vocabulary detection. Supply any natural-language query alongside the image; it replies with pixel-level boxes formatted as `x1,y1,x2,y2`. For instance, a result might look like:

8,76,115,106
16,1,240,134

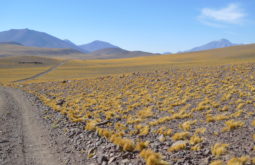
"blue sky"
1,0,255,53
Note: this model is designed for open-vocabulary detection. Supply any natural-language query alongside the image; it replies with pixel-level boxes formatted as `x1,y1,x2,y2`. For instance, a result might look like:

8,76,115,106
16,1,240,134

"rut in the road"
0,87,62,165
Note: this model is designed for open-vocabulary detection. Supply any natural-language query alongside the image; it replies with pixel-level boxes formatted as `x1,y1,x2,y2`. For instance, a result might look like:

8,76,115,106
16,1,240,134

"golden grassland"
2,44,255,164
18,63,255,165
1,43,255,83
0,67,51,83
34,43,255,82
0,56,61,83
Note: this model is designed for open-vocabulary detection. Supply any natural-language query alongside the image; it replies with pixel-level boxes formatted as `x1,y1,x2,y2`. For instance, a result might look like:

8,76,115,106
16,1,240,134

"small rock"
200,157,211,165
56,99,65,106
158,135,166,142
108,156,117,164
202,148,210,156
102,161,108,165
87,147,96,155
97,154,108,164
171,140,187,148
121,159,129,165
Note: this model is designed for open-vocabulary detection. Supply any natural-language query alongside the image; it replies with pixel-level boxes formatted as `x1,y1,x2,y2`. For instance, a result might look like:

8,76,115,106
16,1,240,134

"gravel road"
0,87,62,165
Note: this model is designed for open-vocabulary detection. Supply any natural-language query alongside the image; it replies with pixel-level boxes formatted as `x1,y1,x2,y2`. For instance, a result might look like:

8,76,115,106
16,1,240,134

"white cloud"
199,3,246,26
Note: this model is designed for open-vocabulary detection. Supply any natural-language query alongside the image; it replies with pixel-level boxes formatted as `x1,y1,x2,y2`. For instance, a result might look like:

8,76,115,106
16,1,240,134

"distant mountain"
162,52,172,55
0,41,23,46
0,29,88,53
0,43,84,58
87,47,158,59
186,39,238,52
79,40,119,52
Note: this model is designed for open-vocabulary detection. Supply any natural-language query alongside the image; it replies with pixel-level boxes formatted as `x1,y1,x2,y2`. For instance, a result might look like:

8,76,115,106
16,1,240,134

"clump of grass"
96,128,113,138
206,114,230,122
156,126,172,136
84,120,97,131
122,139,136,152
210,160,224,165
171,132,190,141
237,103,245,109
222,120,244,132
168,141,187,152
220,105,229,111
227,156,250,165
252,120,255,127
195,127,206,134
179,120,197,131
191,144,201,151
189,134,203,145
139,125,150,136
211,143,229,157
110,135,135,152
140,149,169,165
135,141,149,151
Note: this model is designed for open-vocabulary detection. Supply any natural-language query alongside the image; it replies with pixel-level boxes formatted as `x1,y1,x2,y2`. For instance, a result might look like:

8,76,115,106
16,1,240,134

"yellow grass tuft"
227,156,250,165
211,143,229,157
168,141,187,152
222,120,244,132
210,160,224,165
252,120,255,127
171,132,190,141
140,149,169,165
179,120,197,131
135,141,150,151
191,144,201,151
189,135,203,145
195,127,207,134
139,125,151,136
84,120,97,131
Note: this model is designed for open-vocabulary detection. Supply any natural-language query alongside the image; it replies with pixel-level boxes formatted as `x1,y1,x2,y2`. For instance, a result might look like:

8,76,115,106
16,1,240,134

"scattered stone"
121,159,129,165
97,154,108,164
108,156,117,164
56,99,65,106
171,140,187,148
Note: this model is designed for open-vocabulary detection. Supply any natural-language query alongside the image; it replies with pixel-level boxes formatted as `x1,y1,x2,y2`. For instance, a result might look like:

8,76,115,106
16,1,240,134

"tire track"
13,60,69,83
0,87,63,165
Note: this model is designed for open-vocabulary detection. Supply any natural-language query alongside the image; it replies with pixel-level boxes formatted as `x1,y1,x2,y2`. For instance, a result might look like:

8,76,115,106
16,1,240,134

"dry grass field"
19,62,255,165
5,44,255,164
0,56,61,83
33,43,255,82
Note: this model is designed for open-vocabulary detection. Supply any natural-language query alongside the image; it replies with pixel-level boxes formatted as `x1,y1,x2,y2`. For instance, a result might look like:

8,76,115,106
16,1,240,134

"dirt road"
13,60,68,83
0,87,62,165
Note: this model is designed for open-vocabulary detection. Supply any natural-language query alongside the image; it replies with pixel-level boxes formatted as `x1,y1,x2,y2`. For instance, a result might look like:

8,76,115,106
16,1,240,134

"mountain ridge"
86,47,158,59
79,40,119,52
186,39,238,52
0,29,88,53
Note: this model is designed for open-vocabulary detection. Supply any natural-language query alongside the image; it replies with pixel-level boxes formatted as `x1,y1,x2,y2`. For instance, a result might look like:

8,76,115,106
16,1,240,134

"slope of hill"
0,56,60,68
0,44,87,58
86,47,158,59
0,55,63,83
0,29,87,53
0,44,159,59
186,39,238,52
79,40,119,52
0,42,23,46
32,43,255,81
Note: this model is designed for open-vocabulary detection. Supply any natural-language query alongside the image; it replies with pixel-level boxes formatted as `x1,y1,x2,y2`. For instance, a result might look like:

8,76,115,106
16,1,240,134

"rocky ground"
24,89,144,165
1,63,255,165
15,63,255,165
0,86,142,165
